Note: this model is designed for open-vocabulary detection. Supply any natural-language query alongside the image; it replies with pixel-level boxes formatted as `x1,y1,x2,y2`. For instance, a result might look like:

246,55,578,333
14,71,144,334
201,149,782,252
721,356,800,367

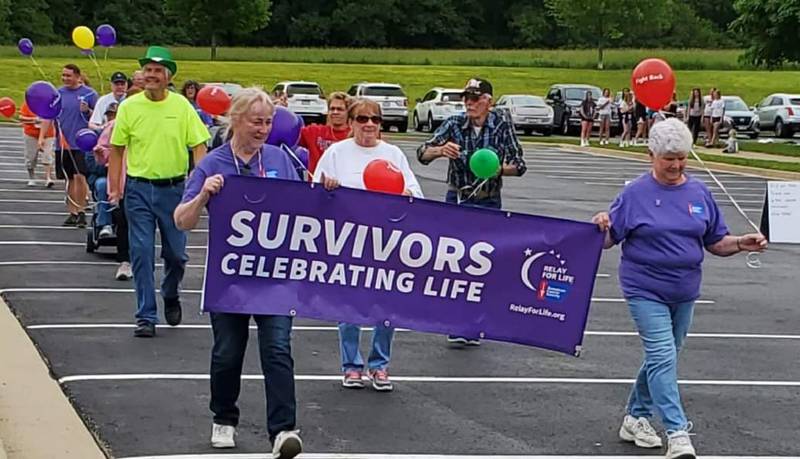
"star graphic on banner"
524,248,532,257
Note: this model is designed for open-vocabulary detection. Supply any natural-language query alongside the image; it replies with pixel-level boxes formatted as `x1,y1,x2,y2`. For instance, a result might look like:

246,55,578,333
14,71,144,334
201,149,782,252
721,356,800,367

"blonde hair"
224,86,274,139
328,91,351,107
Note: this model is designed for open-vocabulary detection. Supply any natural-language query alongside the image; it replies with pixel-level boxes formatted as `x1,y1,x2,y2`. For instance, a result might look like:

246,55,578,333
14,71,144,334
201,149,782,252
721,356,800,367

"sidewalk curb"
0,297,107,459
528,141,800,181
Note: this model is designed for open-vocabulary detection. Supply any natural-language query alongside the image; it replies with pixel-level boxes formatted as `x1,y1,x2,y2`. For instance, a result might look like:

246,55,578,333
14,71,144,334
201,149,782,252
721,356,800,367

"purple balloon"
294,146,309,169
75,128,98,152
80,48,93,56
18,38,34,57
96,24,117,47
266,106,303,147
25,81,62,120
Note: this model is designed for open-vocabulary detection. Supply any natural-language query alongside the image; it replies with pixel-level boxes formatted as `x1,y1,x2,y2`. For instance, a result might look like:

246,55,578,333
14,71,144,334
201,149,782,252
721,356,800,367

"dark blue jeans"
209,313,296,442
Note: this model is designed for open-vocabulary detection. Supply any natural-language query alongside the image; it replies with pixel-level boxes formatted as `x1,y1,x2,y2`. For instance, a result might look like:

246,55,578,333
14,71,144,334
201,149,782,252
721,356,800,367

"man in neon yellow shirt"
109,46,210,338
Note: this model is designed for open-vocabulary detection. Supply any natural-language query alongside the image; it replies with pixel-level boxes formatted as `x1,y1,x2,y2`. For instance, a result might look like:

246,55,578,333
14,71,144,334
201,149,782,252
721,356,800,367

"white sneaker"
666,429,696,459
272,430,303,459
619,414,662,448
98,225,114,239
27,179,36,187
115,262,132,281
211,423,236,448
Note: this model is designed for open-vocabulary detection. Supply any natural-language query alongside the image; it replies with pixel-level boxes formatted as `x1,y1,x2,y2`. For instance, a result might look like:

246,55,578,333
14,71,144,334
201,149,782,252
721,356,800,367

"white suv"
347,82,409,132
755,93,800,138
272,81,328,124
412,87,464,132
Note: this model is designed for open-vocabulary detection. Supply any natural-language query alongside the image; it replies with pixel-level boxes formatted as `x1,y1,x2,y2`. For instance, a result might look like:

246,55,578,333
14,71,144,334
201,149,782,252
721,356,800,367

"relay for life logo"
520,248,575,302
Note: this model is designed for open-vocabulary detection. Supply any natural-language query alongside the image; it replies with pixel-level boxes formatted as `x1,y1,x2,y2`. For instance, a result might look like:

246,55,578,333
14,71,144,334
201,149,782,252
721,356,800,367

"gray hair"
648,118,693,156
224,86,274,139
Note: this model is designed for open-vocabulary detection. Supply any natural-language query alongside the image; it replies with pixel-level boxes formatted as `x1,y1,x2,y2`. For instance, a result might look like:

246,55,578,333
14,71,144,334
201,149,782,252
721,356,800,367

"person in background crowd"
182,80,214,127
108,46,209,338
19,101,56,188
416,77,526,347
619,90,634,148
131,70,145,90
316,98,423,392
89,72,128,130
685,88,703,144
174,87,303,459
592,118,766,459
663,92,678,118
579,90,596,147
298,91,352,176
708,89,725,147
633,98,648,146
702,87,716,147
597,88,612,145
41,63,98,228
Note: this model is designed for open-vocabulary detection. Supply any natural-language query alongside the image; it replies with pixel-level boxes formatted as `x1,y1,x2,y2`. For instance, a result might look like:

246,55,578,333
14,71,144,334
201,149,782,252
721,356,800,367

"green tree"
732,0,800,68
545,0,672,69
8,0,56,43
0,0,11,43
165,0,271,59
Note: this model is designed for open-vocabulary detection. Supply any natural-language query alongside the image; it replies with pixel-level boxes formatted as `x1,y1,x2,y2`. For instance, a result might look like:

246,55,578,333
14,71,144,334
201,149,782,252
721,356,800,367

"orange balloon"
0,97,16,118
631,58,676,110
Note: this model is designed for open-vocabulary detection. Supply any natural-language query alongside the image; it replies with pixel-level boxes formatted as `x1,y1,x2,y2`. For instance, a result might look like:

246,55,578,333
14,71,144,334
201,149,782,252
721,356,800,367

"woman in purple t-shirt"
591,118,766,459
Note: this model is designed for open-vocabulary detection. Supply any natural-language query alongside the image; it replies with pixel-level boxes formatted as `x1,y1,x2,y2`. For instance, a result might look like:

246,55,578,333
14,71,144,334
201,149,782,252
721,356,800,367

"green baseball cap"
138,46,177,76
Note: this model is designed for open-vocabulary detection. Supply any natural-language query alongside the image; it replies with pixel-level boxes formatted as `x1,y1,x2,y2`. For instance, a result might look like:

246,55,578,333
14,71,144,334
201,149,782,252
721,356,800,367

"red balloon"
196,85,231,116
631,58,676,110
0,97,16,118
363,159,405,195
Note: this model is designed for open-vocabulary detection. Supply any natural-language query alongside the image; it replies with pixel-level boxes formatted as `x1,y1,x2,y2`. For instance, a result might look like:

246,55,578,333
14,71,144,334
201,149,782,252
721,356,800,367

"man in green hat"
108,45,210,338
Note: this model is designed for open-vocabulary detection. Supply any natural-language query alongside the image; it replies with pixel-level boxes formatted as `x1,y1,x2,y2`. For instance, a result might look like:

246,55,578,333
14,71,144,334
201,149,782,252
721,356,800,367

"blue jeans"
93,177,112,227
626,297,695,431
210,313,296,443
338,323,394,372
124,179,188,325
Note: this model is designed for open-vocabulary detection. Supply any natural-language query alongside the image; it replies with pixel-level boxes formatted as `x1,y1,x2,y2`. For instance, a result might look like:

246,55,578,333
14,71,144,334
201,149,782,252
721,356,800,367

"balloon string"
104,48,109,63
279,143,314,181
688,148,763,269
86,52,104,93
28,56,48,80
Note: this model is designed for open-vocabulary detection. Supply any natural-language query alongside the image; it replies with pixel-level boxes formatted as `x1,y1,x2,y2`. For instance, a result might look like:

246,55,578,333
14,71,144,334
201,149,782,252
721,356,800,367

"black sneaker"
62,213,78,227
164,297,182,326
133,322,156,338
76,212,87,228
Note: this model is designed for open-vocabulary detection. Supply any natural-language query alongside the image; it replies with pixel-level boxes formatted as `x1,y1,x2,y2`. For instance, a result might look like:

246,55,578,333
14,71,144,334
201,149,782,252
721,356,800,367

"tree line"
0,0,796,68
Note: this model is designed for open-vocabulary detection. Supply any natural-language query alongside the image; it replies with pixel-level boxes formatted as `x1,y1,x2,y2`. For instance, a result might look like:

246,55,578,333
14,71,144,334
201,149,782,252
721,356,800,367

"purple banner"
202,176,604,356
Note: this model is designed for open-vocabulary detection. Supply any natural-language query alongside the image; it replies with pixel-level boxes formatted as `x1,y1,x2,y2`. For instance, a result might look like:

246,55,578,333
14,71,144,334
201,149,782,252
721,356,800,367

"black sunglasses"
462,93,482,102
354,115,383,124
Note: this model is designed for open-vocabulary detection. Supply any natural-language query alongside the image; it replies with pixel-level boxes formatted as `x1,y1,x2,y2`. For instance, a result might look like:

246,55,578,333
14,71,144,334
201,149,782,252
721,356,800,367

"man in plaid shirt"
416,77,527,346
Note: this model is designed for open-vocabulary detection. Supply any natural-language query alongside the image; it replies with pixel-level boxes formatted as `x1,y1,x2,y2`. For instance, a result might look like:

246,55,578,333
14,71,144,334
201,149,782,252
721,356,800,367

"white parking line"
0,287,711,303
118,454,800,459
0,241,209,249
0,199,66,204
56,373,800,387
25,323,799,340
0,188,63,193
0,211,207,219
0,225,209,232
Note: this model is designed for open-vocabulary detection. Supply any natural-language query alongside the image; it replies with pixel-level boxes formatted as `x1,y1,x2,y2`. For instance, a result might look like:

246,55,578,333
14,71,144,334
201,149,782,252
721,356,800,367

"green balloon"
469,148,500,179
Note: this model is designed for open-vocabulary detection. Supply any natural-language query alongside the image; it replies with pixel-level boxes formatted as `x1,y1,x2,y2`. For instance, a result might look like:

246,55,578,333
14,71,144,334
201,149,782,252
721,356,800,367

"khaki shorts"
23,136,54,171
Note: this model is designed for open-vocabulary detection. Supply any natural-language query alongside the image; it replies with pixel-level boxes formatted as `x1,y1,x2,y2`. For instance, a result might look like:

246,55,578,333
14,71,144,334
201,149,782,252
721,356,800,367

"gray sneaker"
210,423,235,448
619,414,662,448
666,428,696,459
272,430,302,459
115,262,132,281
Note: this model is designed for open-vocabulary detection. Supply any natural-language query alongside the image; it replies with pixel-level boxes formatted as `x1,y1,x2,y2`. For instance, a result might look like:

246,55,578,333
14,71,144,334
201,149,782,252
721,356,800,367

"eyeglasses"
354,115,382,124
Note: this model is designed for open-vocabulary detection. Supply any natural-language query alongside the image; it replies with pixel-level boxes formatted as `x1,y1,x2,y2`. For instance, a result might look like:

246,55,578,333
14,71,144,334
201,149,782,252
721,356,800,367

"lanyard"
231,146,265,178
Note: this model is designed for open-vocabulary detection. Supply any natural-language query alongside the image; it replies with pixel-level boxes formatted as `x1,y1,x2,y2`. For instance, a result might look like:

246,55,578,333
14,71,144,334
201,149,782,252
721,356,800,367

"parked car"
272,81,328,124
201,82,242,98
347,82,409,132
755,93,800,138
412,87,464,132
546,84,620,135
495,94,553,136
720,96,760,139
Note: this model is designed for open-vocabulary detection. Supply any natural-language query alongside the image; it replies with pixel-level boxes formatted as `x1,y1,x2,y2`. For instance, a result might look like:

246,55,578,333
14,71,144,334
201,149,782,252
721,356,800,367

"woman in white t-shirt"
314,97,423,393
597,88,613,145
709,89,725,147
702,87,716,147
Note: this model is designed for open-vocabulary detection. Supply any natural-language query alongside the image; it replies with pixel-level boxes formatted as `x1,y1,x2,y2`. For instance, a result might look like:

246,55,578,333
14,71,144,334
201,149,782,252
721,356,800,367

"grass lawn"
2,56,799,109
738,141,800,158
1,46,797,71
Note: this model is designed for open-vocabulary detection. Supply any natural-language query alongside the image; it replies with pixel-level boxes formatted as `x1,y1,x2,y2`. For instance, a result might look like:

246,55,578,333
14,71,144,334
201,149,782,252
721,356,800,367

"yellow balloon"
72,26,95,50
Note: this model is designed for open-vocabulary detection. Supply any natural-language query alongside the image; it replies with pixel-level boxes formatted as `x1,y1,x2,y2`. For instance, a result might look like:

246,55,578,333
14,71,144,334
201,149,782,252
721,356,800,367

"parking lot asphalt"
0,125,798,459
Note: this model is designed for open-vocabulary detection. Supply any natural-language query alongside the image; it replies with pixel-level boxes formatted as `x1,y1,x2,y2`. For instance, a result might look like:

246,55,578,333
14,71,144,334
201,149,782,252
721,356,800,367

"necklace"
231,143,265,177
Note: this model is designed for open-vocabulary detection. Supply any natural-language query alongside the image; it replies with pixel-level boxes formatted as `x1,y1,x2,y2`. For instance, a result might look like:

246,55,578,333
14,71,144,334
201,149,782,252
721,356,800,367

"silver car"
495,94,553,136
755,93,800,138
720,96,760,139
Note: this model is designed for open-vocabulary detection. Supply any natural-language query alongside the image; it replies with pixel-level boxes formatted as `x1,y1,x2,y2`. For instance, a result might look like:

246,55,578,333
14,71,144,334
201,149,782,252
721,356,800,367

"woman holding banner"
592,118,766,459
314,97,423,392
173,87,303,459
